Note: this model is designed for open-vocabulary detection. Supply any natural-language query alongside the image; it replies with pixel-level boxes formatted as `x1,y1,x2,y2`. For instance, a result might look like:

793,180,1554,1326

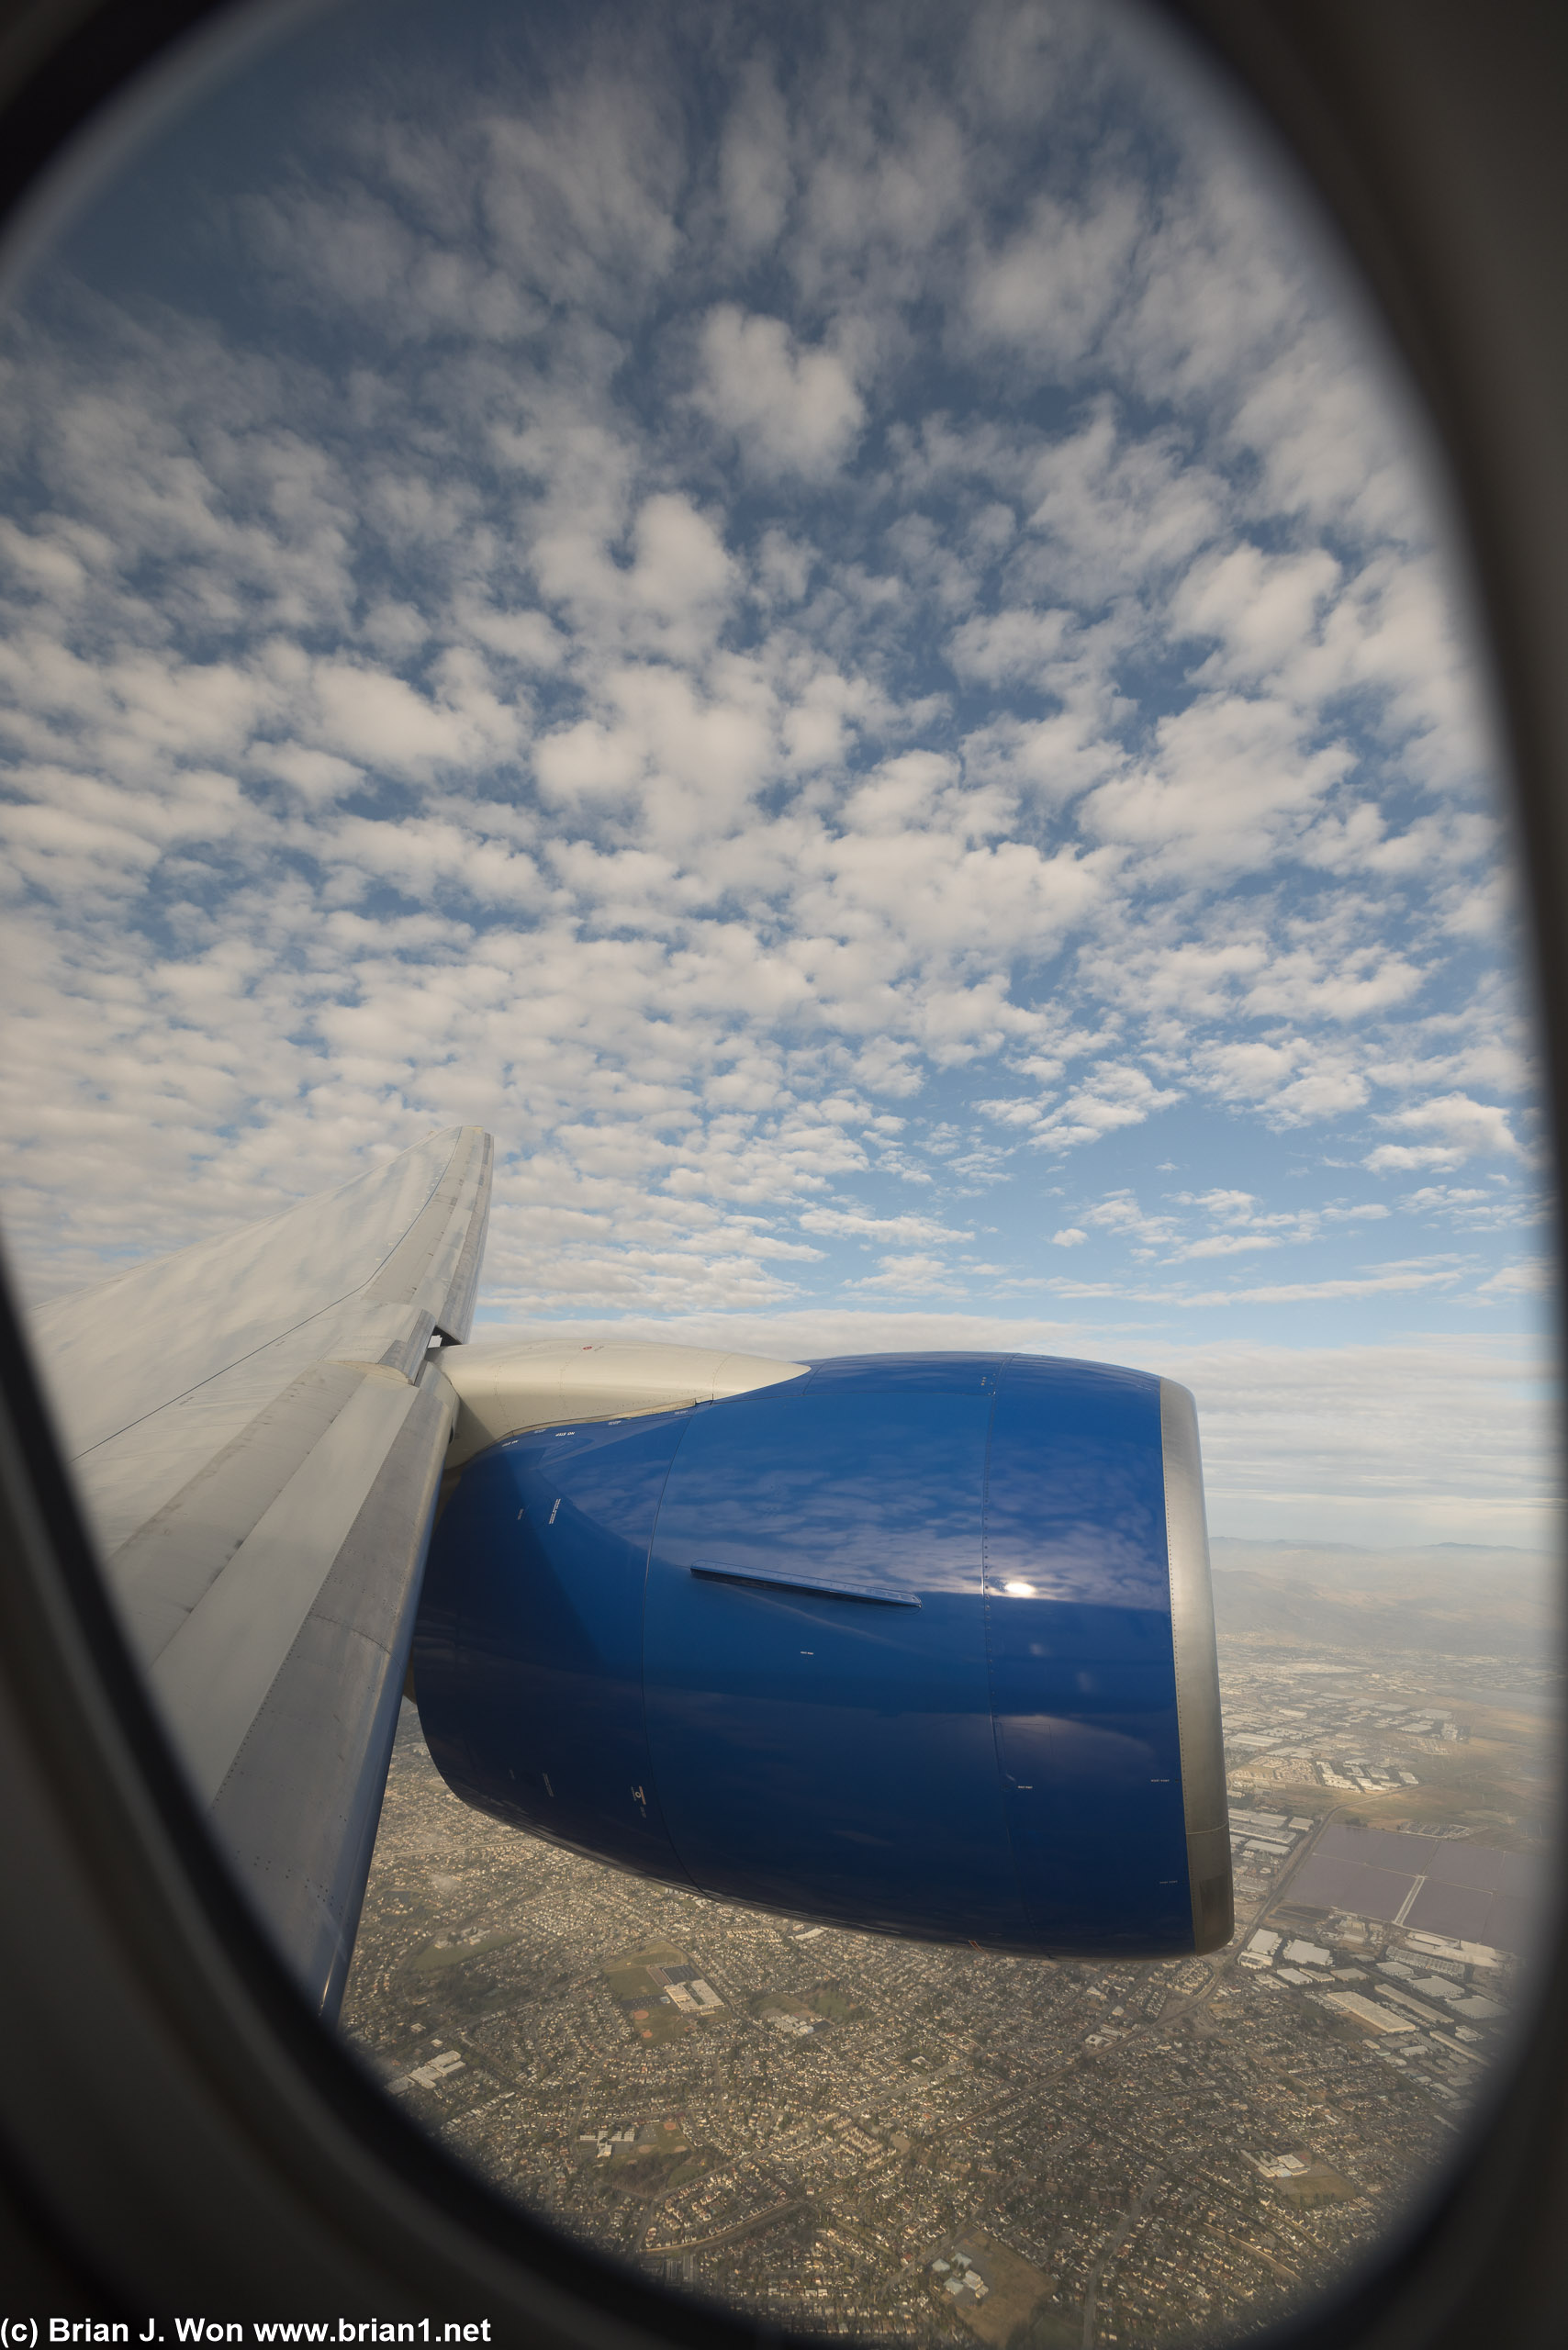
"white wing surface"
28,1125,493,2014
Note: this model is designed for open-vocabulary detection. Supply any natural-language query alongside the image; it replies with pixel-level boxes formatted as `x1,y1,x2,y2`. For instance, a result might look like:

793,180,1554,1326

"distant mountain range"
1210,1538,1550,1570
1208,1539,1555,1659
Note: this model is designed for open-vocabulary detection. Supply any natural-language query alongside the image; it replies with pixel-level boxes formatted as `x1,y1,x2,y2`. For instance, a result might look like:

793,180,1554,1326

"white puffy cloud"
797,1203,969,1244
968,185,1144,368
847,1250,959,1294
1028,1064,1181,1152
693,308,865,480
1179,1231,1277,1259
1474,1258,1554,1298
1080,693,1354,875
1367,1091,1523,1173
1174,543,1342,683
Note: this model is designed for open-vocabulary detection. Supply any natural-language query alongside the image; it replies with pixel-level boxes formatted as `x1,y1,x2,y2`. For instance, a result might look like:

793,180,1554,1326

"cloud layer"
0,0,1552,1538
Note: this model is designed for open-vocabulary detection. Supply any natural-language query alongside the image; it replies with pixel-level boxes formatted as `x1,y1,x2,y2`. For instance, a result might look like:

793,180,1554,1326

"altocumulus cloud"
0,0,1553,1539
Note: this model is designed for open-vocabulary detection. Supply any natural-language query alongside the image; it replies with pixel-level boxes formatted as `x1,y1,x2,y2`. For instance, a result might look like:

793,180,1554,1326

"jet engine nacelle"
412,1351,1233,1957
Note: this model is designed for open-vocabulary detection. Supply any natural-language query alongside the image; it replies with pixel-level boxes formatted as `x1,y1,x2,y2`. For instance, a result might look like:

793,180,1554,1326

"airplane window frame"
0,0,1563,2337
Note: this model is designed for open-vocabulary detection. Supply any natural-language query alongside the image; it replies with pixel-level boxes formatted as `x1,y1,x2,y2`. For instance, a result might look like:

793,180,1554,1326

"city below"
344,1547,1557,2346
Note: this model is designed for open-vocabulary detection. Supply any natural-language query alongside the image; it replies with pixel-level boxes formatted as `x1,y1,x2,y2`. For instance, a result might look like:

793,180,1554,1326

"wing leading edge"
29,1125,493,2015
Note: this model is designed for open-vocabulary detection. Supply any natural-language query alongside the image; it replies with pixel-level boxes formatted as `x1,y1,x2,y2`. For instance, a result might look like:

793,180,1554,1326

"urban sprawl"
345,1627,1554,2346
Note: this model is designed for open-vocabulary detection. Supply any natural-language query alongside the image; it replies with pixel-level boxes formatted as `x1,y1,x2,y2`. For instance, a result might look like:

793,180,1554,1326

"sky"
0,0,1556,1546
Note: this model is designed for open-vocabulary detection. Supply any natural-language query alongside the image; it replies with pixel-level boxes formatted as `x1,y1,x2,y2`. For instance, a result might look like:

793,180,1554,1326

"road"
1159,1807,1344,2025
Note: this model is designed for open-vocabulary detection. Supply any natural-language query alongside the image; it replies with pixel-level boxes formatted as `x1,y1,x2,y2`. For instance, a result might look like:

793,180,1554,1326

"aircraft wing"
28,1125,493,2015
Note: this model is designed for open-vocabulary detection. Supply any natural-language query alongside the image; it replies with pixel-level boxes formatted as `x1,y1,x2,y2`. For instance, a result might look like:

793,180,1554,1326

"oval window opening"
1,0,1557,2342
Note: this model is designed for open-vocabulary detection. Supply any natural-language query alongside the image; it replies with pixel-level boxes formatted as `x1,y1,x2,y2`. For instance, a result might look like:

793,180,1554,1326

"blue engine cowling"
411,1353,1233,1957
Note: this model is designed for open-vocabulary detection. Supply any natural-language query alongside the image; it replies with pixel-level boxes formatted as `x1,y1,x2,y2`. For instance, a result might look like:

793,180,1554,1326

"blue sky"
0,0,1555,1545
